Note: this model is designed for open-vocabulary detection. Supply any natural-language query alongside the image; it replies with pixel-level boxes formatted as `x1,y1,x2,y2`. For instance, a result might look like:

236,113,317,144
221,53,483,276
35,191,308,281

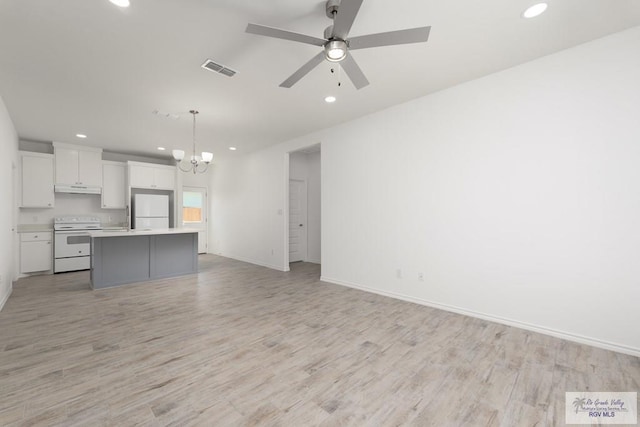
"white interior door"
289,179,307,263
182,186,207,254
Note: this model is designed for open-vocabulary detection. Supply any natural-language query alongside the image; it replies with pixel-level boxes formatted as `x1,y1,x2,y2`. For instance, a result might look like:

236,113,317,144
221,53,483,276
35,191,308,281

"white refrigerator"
134,194,170,229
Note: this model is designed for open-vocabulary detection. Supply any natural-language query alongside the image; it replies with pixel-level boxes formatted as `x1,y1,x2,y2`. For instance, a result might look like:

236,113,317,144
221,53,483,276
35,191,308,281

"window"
183,191,203,223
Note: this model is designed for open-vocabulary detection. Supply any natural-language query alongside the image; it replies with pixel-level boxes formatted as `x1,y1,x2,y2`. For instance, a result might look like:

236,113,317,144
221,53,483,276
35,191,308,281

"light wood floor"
1,255,638,426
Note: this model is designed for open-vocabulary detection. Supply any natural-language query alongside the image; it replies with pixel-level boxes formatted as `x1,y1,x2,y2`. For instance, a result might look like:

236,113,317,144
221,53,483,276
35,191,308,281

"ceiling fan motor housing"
324,25,334,40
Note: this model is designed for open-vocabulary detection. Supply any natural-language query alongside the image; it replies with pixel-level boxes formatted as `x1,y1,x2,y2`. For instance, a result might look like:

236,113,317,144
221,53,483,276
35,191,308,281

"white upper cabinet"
20,152,54,208
102,161,126,209
129,162,176,190
53,142,103,187
154,167,177,189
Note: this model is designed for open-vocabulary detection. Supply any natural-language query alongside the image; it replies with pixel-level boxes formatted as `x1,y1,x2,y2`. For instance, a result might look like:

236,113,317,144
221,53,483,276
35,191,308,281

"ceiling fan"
246,0,431,90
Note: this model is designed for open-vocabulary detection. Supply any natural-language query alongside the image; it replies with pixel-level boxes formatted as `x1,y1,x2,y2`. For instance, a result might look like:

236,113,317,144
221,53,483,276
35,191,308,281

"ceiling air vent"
201,59,237,77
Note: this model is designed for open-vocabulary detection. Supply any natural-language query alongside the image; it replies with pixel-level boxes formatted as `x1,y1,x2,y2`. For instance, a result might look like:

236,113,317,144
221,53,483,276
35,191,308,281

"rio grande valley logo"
566,392,637,425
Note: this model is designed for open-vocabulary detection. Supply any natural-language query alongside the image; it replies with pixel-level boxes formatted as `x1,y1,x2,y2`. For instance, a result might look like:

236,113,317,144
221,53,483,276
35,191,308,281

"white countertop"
89,228,200,238
17,224,54,233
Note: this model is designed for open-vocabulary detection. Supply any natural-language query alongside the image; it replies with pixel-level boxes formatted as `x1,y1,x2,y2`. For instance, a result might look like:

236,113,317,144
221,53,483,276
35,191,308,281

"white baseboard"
217,253,288,272
0,283,12,312
320,275,640,358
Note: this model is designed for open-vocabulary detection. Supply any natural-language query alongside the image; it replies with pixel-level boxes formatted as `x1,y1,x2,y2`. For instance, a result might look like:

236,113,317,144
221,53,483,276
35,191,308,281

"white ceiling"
1,1,639,159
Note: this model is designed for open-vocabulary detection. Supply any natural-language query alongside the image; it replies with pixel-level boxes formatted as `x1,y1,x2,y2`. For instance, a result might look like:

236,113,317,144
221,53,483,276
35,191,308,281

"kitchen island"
89,228,198,289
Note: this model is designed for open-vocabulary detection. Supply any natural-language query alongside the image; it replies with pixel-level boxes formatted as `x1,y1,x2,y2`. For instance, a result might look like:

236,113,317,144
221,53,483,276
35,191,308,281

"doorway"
182,186,207,254
287,144,321,267
289,179,307,262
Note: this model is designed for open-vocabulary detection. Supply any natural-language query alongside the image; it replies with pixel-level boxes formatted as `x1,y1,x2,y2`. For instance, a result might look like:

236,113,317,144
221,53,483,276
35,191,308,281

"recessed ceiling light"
76,134,87,139
157,147,166,151
109,0,130,7
229,147,237,151
325,96,336,103
523,3,548,18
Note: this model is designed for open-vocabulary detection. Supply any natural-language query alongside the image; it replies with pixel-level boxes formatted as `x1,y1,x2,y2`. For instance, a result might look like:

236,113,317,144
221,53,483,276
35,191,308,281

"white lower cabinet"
20,232,53,273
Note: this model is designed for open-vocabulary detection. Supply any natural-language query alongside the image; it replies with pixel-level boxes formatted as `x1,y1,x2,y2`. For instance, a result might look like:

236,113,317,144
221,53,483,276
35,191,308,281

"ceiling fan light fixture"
324,40,347,62
523,3,548,18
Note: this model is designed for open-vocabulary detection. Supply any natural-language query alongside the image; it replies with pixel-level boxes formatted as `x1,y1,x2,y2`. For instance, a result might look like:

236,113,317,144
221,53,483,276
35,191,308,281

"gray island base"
89,229,198,289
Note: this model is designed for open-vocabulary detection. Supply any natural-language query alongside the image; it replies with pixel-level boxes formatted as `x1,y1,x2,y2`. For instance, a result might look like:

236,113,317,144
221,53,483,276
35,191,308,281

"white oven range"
54,216,102,273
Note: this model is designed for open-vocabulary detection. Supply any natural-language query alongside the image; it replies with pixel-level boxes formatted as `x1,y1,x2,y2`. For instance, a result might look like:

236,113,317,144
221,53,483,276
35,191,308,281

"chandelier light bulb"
172,149,185,161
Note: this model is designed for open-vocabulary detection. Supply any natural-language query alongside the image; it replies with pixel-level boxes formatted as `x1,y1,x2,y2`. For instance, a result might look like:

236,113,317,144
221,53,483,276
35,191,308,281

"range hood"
54,184,102,194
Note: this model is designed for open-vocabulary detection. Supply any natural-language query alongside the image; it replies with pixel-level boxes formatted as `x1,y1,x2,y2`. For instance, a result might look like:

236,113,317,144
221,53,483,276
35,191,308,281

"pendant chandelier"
172,110,213,174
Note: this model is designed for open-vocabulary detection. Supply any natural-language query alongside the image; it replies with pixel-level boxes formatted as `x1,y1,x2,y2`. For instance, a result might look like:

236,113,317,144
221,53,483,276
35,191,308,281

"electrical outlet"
418,272,424,281
271,249,274,255
396,269,402,279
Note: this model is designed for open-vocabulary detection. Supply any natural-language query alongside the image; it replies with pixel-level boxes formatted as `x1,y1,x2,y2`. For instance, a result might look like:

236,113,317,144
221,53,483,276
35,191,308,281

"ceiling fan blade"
246,23,326,47
280,52,326,88
331,0,364,40
348,26,431,50
340,53,369,90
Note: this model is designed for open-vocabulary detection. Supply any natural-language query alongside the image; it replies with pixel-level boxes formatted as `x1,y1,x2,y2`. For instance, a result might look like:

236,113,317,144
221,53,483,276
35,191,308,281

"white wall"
211,150,289,269
307,151,321,264
0,95,19,310
211,26,640,355
289,151,321,264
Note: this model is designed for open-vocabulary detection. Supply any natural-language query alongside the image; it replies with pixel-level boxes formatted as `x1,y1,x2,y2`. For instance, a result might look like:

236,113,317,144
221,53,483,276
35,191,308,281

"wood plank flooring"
0,255,638,426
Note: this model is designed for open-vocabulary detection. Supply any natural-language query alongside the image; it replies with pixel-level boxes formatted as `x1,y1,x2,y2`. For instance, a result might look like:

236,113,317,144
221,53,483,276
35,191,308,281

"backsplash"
18,193,126,227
